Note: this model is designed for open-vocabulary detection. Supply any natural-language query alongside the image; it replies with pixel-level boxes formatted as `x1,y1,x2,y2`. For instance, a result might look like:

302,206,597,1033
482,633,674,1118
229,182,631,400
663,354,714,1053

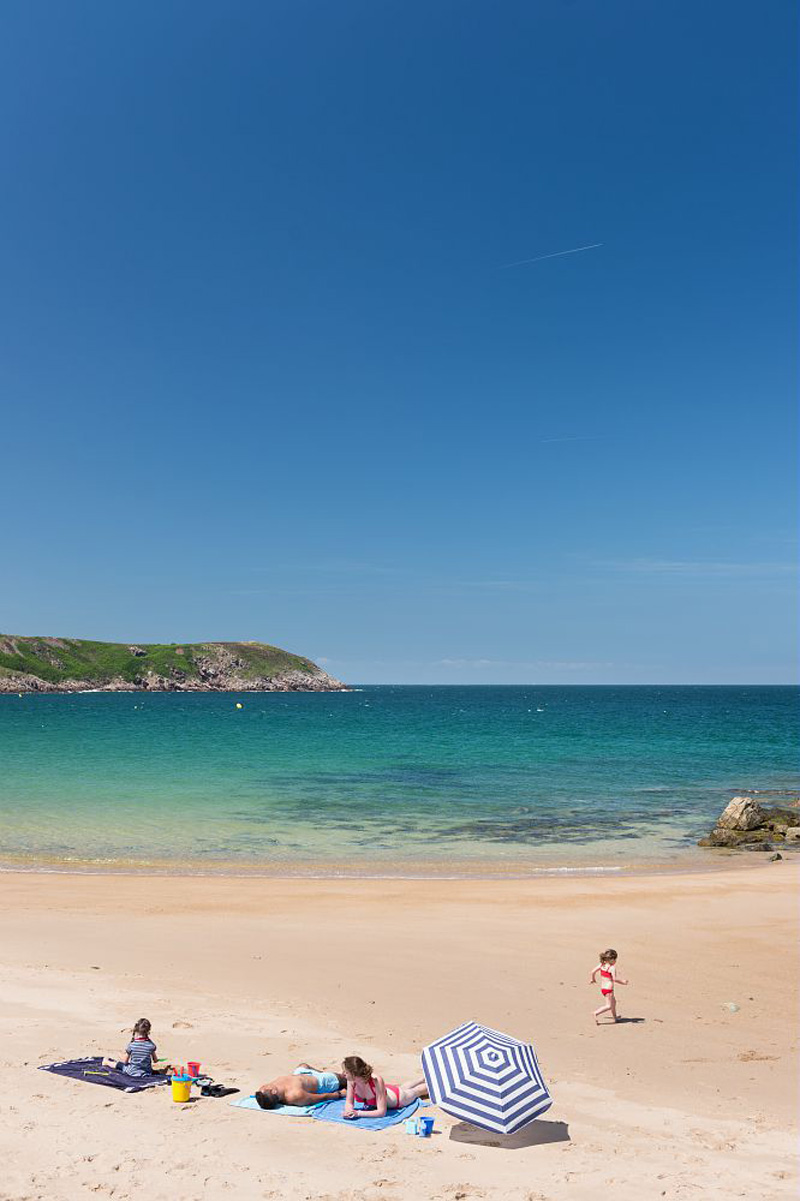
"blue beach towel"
231,1094,321,1116
312,1098,420,1131
39,1056,169,1093
230,1095,420,1129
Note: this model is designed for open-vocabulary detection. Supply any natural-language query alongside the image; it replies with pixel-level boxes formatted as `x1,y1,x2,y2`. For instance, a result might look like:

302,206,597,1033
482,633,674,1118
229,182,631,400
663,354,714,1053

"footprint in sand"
172,1021,194,1029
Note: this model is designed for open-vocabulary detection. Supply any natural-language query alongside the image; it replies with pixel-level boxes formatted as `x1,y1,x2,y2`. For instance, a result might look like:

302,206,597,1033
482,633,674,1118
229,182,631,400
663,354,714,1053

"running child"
590,948,629,1024
341,1055,428,1120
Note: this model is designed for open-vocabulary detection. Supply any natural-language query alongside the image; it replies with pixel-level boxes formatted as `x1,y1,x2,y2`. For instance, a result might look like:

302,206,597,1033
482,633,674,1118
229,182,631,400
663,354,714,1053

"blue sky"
0,0,796,683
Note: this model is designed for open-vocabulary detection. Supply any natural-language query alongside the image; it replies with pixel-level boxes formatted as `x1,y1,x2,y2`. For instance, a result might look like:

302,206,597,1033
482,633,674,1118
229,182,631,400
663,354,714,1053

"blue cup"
417,1115,435,1137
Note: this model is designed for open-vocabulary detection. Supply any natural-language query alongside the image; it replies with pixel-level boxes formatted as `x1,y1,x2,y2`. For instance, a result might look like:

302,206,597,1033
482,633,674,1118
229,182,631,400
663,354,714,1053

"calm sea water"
0,686,797,875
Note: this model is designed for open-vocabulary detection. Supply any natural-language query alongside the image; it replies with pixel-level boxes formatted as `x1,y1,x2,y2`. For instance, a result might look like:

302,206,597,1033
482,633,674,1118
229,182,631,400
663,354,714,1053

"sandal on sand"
202,1084,239,1098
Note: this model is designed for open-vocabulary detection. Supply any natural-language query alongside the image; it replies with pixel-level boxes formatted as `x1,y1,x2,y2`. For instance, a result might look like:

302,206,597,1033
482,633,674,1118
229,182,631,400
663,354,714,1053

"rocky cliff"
0,636,347,694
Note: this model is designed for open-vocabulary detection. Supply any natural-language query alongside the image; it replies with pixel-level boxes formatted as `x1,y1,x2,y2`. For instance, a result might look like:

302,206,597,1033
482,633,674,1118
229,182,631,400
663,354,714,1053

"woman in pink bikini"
341,1055,428,1120
590,948,630,1024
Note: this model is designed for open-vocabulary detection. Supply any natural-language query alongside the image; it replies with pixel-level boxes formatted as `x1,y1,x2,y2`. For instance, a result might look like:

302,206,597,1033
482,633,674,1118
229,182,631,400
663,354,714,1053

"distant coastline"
0,634,347,693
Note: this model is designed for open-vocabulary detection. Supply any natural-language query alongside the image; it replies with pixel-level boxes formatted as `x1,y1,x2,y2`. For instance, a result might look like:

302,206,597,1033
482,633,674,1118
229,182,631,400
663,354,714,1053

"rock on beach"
716,797,764,831
698,795,800,852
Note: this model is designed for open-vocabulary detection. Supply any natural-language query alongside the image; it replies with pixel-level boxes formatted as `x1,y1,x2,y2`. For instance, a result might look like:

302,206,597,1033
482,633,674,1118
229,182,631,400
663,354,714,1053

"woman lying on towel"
341,1055,428,1120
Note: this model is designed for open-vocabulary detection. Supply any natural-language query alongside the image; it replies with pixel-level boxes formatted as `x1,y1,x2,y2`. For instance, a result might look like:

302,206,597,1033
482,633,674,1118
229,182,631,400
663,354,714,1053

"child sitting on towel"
341,1055,428,1120
103,1017,167,1078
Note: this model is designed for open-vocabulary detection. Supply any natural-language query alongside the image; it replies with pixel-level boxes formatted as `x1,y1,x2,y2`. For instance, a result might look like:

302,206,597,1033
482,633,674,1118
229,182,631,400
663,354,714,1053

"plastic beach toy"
405,1117,418,1134
417,1116,435,1137
187,1061,201,1077
171,1074,192,1103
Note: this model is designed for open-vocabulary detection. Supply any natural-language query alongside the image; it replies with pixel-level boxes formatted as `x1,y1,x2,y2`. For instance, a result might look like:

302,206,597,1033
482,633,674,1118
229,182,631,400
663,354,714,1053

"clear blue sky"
0,1,796,683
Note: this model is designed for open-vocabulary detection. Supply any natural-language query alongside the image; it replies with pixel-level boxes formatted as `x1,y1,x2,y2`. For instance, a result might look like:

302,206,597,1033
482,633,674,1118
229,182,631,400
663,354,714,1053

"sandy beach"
1,861,797,1201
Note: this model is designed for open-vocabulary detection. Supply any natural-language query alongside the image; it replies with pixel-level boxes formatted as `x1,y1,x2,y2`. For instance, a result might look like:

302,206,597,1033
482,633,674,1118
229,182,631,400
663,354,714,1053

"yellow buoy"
235,702,243,709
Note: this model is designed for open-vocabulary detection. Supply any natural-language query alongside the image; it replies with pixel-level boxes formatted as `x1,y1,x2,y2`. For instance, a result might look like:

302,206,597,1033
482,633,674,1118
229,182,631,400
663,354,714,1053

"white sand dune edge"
0,864,797,1200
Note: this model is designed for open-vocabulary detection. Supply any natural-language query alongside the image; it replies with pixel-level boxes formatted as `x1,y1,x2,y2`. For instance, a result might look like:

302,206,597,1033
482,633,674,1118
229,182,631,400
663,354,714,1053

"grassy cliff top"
0,635,323,686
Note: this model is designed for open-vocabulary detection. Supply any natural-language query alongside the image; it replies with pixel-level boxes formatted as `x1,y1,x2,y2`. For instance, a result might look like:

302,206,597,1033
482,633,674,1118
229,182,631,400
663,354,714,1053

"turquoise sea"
0,686,797,876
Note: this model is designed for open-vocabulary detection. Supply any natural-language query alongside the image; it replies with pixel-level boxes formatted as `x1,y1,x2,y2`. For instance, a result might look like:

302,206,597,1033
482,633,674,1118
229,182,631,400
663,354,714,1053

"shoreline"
0,846,780,881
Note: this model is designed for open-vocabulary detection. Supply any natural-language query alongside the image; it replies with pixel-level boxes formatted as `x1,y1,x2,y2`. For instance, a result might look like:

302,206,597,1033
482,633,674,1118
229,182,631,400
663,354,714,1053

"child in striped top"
103,1018,165,1077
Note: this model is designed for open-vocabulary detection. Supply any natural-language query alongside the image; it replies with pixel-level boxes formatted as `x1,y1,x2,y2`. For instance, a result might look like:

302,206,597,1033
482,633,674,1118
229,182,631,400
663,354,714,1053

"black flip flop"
203,1084,239,1098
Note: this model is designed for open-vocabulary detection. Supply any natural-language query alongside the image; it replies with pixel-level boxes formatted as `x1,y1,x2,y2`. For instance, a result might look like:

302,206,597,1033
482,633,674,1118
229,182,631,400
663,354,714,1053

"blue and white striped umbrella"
422,1021,552,1135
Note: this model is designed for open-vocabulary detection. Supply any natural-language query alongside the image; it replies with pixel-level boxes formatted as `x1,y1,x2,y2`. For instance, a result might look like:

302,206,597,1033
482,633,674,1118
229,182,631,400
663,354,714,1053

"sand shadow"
449,1120,570,1150
614,1017,645,1024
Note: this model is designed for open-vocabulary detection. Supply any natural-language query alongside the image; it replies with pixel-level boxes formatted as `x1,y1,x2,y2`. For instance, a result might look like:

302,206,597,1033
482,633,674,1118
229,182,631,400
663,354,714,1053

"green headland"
0,635,346,693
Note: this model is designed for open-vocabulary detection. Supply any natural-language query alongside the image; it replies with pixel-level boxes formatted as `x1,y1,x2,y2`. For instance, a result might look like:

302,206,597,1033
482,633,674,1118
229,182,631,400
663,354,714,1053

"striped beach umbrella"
422,1021,552,1135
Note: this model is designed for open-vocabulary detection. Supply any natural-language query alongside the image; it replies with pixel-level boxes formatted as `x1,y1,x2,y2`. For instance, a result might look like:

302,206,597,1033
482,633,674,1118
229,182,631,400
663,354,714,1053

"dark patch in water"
224,803,699,847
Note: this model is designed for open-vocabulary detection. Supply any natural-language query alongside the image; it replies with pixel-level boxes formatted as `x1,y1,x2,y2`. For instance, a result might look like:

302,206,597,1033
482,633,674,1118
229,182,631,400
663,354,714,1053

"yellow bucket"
171,1077,191,1103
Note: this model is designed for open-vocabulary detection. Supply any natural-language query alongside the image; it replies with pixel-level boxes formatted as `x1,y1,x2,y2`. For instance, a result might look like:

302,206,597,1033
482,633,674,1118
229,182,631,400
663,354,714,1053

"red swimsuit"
357,1076,400,1107
600,965,614,996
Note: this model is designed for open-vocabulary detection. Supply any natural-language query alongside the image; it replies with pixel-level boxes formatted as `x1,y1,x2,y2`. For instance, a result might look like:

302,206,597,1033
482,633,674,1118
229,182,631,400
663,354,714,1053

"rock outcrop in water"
698,795,800,852
0,636,347,694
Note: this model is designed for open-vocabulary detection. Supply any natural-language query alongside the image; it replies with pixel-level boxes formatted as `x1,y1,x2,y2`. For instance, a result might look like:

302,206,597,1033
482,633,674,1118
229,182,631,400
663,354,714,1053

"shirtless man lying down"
255,1063,346,1109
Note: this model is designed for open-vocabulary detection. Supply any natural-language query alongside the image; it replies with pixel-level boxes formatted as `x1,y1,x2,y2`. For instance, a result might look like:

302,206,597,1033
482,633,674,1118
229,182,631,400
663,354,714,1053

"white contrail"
498,242,603,269
539,434,602,443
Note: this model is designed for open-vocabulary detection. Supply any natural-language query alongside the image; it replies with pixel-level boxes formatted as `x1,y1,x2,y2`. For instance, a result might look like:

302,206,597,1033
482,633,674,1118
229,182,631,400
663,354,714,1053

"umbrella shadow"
449,1119,570,1150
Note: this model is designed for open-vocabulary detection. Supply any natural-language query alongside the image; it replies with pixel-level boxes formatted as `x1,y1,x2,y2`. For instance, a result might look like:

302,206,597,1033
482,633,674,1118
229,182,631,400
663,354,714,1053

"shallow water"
0,686,797,875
